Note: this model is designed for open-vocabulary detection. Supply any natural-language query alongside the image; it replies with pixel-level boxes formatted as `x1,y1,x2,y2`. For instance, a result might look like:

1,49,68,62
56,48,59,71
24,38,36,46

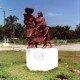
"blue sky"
0,0,80,29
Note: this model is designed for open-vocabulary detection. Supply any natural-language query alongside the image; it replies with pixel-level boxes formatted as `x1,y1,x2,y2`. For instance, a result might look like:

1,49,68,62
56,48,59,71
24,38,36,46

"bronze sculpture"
24,8,53,48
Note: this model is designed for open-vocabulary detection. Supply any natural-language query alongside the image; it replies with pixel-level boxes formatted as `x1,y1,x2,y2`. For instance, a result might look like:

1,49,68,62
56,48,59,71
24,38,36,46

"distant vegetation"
0,15,80,43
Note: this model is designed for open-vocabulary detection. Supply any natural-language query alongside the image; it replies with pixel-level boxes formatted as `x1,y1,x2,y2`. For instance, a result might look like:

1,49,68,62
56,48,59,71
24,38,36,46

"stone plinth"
26,48,58,71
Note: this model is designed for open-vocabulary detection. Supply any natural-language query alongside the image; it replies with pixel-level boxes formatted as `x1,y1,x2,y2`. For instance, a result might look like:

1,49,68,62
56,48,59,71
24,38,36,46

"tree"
14,23,26,39
5,15,19,38
49,25,71,39
75,24,80,38
61,26,70,39
0,25,3,39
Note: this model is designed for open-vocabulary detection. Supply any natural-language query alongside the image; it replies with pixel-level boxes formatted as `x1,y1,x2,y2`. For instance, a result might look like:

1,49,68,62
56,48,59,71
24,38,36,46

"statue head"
38,11,43,17
25,8,34,15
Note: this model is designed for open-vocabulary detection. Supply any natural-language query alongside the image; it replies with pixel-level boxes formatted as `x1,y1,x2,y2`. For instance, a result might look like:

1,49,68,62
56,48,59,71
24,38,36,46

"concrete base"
2,43,10,46
26,48,58,71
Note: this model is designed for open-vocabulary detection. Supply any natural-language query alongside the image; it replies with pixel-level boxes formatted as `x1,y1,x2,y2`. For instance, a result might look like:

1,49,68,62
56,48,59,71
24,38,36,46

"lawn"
0,51,80,80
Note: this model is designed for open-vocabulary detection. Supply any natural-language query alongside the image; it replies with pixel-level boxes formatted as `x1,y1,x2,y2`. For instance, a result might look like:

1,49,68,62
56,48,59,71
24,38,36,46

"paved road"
0,43,80,51
55,43,80,51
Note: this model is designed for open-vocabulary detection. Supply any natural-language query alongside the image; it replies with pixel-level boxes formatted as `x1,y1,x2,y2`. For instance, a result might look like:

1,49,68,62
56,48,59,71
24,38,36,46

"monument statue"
24,8,53,48
24,8,58,71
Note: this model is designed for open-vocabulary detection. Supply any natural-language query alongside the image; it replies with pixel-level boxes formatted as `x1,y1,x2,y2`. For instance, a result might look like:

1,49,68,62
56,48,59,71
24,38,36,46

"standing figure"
34,11,53,48
33,11,46,46
23,8,36,48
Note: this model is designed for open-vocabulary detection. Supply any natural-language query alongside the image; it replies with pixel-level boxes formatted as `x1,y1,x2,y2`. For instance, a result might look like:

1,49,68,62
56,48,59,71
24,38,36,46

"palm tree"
5,15,19,38
14,23,26,39
5,15,19,24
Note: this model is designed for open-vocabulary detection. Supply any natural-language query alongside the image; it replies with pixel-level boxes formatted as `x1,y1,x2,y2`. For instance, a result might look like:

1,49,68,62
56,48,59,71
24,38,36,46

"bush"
9,38,27,44
67,38,80,43
52,39,67,45
0,39,3,43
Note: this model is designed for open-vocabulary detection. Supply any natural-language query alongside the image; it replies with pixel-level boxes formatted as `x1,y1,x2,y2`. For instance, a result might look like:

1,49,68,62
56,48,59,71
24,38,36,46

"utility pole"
0,8,12,44
3,10,5,25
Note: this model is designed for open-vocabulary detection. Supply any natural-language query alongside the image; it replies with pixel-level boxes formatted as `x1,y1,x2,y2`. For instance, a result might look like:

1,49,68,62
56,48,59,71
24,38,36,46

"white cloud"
46,12,61,17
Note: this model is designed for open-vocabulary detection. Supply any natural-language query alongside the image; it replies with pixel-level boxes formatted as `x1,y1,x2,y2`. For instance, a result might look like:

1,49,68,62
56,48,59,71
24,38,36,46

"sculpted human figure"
34,11,53,48
33,11,46,47
24,8,53,48
23,8,36,48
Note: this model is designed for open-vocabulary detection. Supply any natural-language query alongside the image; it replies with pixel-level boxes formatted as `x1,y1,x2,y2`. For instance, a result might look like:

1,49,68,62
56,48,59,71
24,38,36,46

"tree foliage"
0,15,80,40
0,25,4,39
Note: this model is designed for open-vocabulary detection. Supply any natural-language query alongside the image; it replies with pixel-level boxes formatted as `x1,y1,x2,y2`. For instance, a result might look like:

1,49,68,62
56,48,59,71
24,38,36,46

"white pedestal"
26,48,58,71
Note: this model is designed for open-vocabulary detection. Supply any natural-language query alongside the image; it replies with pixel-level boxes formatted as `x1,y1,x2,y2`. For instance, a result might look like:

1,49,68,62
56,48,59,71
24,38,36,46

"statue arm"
39,18,46,26
23,13,27,24
33,17,36,27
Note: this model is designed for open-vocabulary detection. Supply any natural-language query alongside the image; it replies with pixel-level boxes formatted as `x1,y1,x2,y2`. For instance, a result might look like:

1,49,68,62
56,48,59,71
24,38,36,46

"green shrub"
67,38,80,43
9,38,27,44
0,39,3,43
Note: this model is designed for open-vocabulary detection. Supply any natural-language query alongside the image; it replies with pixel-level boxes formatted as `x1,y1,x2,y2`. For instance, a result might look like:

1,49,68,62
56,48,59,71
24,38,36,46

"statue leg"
27,29,34,48
34,41,38,48
27,37,31,48
42,41,47,48
48,41,53,48
29,37,34,48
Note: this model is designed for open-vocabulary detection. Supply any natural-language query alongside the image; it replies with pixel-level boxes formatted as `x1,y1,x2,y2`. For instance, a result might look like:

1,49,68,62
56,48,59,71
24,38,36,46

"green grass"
0,51,80,80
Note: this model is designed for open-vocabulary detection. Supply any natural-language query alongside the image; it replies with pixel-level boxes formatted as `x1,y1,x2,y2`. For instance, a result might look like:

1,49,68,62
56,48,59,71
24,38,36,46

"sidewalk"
0,43,80,51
